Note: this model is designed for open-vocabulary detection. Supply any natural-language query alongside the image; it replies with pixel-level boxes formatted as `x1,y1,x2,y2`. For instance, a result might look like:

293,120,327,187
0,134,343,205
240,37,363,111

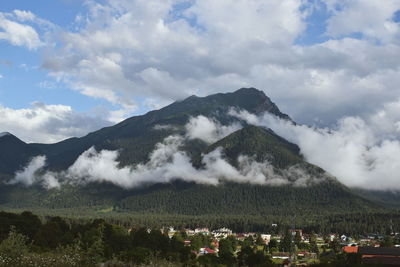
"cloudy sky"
1,0,400,143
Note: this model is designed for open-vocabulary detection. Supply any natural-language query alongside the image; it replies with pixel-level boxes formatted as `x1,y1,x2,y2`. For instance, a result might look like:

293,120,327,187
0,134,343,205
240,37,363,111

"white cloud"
10,156,46,186
3,1,400,192
42,0,307,112
230,107,400,191
9,155,59,189
13,134,324,189
0,12,43,50
185,115,242,143
0,102,112,143
35,0,400,128
12,10,36,22
325,0,400,43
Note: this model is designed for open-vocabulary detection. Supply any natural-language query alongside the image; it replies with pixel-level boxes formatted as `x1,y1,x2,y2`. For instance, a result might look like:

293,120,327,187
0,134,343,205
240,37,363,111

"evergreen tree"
280,230,292,252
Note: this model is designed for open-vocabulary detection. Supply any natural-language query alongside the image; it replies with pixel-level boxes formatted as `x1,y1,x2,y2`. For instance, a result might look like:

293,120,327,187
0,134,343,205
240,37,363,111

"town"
156,225,400,266
1,211,400,266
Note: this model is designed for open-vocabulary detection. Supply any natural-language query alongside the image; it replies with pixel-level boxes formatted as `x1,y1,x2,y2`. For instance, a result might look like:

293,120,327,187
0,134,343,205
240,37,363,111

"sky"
0,0,400,144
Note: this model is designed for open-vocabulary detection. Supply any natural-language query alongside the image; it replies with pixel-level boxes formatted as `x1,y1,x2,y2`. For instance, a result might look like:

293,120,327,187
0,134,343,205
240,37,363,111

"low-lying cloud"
9,134,323,190
185,115,242,143
10,108,400,191
9,156,59,189
0,102,112,143
230,107,400,191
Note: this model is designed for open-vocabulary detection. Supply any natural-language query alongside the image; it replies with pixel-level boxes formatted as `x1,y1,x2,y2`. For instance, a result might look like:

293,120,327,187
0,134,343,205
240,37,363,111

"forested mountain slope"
0,88,387,215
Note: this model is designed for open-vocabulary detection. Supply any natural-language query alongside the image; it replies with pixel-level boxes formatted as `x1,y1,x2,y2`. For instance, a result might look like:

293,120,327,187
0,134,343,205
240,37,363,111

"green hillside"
0,88,390,220
0,134,41,181
0,88,291,174
205,125,303,168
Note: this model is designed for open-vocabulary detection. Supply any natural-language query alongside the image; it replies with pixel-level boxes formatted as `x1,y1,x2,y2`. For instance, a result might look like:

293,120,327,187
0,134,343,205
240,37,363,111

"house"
329,234,337,242
272,252,290,259
296,251,317,260
212,228,232,238
343,246,358,254
290,229,303,237
204,248,216,254
185,229,195,236
199,247,216,255
195,228,210,235
358,247,400,265
347,242,358,247
166,227,177,238
236,233,246,241
261,234,271,244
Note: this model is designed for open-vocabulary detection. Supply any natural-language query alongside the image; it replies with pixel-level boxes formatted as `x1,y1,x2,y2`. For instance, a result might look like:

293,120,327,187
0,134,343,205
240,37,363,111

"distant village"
1,209,400,266
156,225,400,266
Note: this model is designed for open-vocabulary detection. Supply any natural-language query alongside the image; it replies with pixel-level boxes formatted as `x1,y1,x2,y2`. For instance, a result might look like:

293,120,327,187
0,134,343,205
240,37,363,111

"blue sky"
0,0,400,143
0,0,113,111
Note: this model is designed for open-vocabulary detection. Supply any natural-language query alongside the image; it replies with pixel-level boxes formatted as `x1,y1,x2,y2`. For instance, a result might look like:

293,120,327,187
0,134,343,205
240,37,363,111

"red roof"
204,248,216,254
343,246,358,253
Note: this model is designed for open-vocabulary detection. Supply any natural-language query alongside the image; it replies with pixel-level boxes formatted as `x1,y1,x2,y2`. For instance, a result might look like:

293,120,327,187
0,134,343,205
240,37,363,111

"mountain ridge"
0,88,291,174
0,87,392,214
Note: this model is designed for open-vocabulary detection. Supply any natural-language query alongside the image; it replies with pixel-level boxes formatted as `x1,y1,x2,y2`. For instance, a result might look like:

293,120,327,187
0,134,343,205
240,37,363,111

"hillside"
204,125,303,168
0,133,41,181
0,88,386,218
0,88,291,174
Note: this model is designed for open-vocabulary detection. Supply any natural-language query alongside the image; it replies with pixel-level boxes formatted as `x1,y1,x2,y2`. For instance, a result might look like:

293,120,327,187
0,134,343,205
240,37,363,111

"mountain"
0,132,11,138
204,125,303,169
0,133,41,180
354,188,400,207
0,88,383,217
0,88,289,174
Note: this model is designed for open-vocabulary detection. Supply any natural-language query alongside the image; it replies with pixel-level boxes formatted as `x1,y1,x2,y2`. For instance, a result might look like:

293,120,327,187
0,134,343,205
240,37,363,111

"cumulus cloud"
0,102,112,143
325,0,400,43
11,133,324,190
185,115,242,143
41,0,307,112
230,107,400,191
4,1,400,191
0,12,43,50
34,0,400,127
1,1,400,132
12,10,36,22
0,8,56,50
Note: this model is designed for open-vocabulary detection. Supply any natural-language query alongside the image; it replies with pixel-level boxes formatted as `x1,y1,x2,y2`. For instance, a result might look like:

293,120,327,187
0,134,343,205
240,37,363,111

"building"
358,247,400,265
343,246,358,254
261,234,271,244
272,252,290,259
199,247,216,255
212,228,232,238
195,228,210,235
185,229,195,236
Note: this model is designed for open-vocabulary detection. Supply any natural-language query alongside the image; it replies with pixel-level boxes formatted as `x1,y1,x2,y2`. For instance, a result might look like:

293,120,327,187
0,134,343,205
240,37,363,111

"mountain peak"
209,87,292,120
205,125,302,169
233,87,264,95
0,132,12,138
